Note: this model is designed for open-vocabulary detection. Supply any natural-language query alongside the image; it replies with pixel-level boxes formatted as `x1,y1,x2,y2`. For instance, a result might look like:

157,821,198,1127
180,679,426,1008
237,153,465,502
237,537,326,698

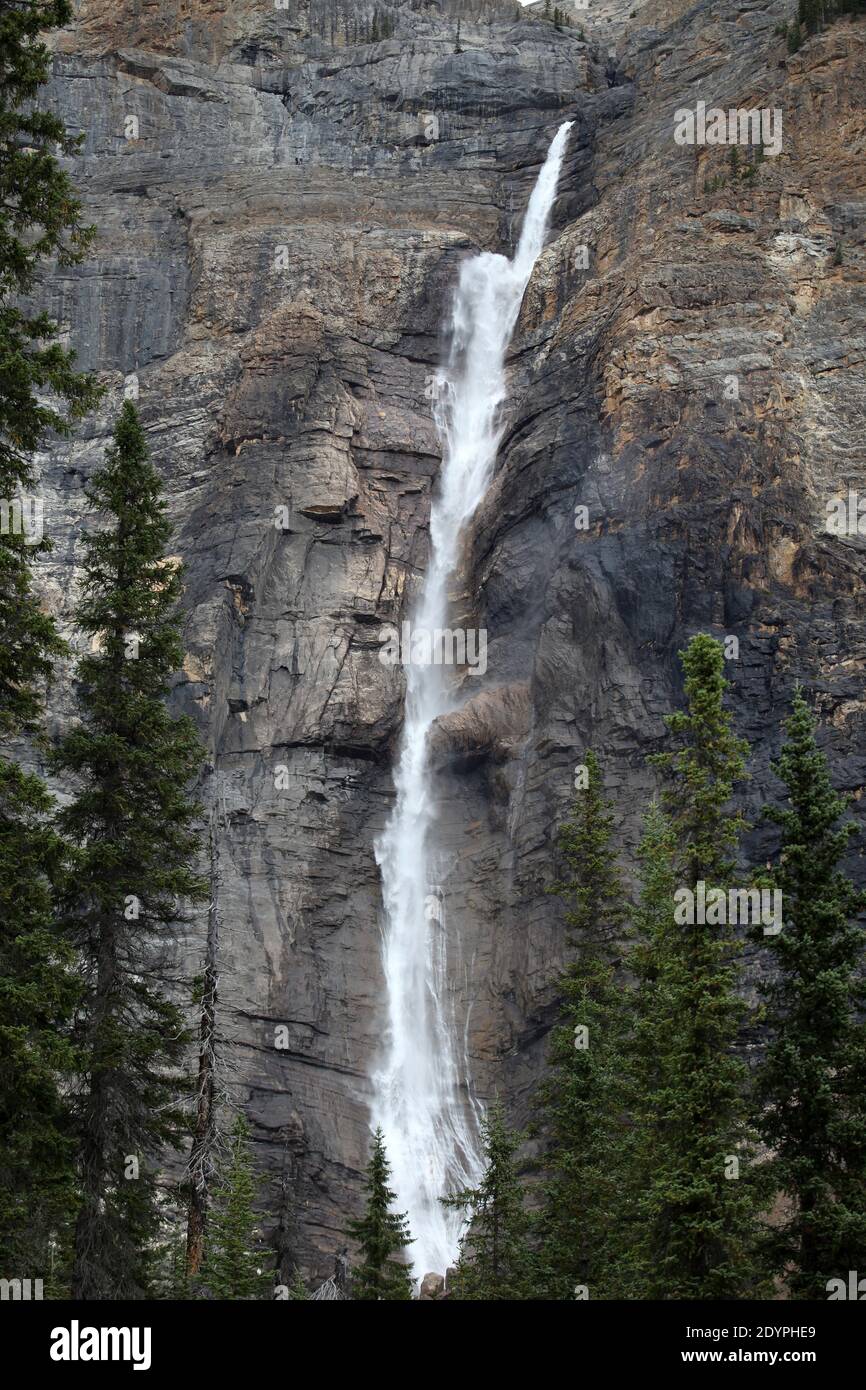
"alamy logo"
0,1276,43,1299
826,1271,866,1300
826,490,866,536
378,621,487,675
673,101,782,157
50,1321,152,1371
0,495,43,545
673,881,783,935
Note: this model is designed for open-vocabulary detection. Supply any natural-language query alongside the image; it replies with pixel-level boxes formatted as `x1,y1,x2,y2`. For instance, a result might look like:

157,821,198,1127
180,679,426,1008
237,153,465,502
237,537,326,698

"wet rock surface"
26,0,866,1278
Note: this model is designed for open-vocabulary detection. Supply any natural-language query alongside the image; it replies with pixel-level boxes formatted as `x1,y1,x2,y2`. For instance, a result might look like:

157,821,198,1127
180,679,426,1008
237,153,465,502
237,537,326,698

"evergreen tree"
536,751,632,1298
287,1268,309,1300
0,0,100,1279
798,0,822,33
653,633,749,889
445,1103,532,1300
757,689,866,1297
0,763,79,1274
0,0,99,725
348,1127,414,1300
156,1229,190,1300
203,1114,269,1300
627,635,766,1298
53,401,206,1298
618,801,680,1296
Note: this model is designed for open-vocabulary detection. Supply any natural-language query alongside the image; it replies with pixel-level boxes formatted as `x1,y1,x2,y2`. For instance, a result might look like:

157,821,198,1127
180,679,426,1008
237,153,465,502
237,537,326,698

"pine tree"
0,762,79,1274
203,1114,269,1300
757,689,866,1297
653,633,750,889
536,750,632,1298
156,1230,189,1299
618,801,680,1296
627,635,766,1298
53,401,206,1298
445,1103,532,1300
287,1268,309,1300
0,0,99,725
0,0,100,1280
348,1127,414,1300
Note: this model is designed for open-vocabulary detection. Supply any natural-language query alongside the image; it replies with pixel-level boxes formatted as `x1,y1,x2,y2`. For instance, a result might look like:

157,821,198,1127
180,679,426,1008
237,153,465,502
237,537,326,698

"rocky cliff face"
33,0,866,1279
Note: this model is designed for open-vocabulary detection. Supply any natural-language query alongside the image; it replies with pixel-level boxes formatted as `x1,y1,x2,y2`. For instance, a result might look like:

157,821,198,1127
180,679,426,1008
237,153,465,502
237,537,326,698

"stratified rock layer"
28,1,866,1278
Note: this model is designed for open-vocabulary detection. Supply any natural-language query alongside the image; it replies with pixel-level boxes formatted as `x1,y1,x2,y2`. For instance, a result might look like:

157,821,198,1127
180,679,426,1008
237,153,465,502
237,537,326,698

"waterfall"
372,122,574,1281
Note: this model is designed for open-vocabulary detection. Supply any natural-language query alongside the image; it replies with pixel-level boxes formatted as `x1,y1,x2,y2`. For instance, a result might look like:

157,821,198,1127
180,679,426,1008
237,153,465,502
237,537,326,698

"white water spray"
372,123,573,1280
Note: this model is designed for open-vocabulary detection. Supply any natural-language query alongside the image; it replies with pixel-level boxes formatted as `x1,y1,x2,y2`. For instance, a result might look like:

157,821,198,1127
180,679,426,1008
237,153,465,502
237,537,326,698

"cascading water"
372,122,574,1280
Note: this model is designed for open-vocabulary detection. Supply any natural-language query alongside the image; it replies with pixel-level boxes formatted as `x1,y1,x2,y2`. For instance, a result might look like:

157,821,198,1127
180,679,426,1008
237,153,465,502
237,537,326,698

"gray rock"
418,1272,446,1300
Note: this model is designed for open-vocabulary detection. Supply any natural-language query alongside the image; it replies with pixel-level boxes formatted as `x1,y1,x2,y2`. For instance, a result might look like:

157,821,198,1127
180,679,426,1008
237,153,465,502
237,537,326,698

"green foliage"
0,759,79,1275
757,689,866,1297
537,751,633,1298
445,1103,532,1300
651,632,750,890
547,751,628,946
203,1115,269,1300
793,0,866,41
287,1267,309,1300
153,1229,190,1300
348,1126,414,1300
0,0,99,1284
627,637,767,1298
53,401,206,1297
0,0,100,731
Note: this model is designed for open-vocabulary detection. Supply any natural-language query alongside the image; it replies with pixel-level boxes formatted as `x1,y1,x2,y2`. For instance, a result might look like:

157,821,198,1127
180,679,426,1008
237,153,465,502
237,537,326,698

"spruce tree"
287,1268,309,1300
53,401,206,1298
444,1103,532,1300
0,0,99,725
348,1127,414,1300
628,635,766,1298
0,763,78,1273
203,1114,269,1300
757,689,866,1297
537,750,632,1299
618,801,680,1296
0,0,99,1278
